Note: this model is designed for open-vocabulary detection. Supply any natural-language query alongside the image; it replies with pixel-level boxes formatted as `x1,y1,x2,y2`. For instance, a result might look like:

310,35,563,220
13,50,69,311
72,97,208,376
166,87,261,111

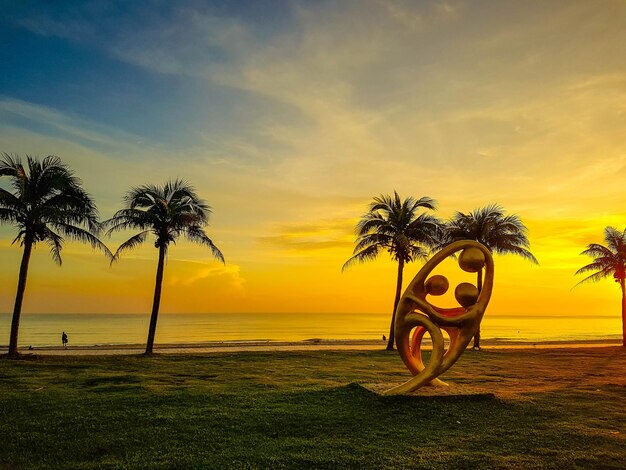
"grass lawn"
0,347,625,469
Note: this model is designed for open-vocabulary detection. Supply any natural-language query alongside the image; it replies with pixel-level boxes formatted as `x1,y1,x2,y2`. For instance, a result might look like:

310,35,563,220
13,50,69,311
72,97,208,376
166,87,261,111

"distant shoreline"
1,313,621,353
1,337,622,355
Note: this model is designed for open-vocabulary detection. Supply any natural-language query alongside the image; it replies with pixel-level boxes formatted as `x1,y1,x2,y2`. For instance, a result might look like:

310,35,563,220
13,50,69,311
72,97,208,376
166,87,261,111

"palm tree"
105,180,224,354
0,153,110,358
575,226,626,347
343,191,440,350
443,204,538,349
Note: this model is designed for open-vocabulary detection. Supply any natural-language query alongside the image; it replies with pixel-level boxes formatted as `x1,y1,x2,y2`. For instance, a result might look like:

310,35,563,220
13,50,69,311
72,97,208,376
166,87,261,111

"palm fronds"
106,180,223,263
111,230,150,264
442,203,538,264
575,226,626,288
0,153,110,260
344,191,440,269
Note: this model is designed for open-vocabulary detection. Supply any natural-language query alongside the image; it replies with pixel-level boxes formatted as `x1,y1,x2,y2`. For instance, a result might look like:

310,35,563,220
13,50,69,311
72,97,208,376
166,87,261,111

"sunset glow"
1,0,626,319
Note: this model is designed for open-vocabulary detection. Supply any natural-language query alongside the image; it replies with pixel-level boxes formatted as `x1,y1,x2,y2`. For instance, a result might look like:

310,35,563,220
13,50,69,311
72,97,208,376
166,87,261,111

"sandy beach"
2,337,621,356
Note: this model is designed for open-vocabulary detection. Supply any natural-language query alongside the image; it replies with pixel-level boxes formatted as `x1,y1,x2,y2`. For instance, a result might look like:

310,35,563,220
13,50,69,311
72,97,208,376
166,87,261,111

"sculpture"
384,240,494,395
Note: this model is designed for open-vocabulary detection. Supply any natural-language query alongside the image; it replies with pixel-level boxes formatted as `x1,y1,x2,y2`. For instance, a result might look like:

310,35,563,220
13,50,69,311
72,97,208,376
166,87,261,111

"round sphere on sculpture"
425,275,449,296
458,247,486,273
455,282,479,308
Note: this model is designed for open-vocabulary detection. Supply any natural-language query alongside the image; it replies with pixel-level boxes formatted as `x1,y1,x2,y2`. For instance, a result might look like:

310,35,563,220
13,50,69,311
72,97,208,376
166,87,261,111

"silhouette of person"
62,331,68,349
382,334,386,342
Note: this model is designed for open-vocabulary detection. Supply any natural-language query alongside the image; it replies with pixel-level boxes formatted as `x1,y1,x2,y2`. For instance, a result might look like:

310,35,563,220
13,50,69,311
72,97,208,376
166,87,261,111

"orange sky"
1,0,626,318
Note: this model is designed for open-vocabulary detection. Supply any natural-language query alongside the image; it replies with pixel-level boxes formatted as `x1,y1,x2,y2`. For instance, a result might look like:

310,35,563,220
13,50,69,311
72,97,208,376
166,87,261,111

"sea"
0,312,622,347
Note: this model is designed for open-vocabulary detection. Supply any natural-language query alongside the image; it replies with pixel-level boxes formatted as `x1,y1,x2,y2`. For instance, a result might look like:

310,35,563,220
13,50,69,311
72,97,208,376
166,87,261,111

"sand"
2,337,622,355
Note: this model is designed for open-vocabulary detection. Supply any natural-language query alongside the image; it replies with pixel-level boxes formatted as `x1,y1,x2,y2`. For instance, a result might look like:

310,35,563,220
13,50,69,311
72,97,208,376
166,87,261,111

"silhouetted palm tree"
343,191,440,350
575,226,626,347
105,180,224,354
442,204,538,349
0,153,110,357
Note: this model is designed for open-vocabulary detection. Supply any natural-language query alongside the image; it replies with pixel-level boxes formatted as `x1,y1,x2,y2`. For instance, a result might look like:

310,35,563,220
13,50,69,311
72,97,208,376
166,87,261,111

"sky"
0,0,625,317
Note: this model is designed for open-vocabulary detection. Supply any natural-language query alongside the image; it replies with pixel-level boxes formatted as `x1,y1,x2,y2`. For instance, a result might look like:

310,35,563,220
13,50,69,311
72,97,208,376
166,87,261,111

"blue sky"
0,1,290,148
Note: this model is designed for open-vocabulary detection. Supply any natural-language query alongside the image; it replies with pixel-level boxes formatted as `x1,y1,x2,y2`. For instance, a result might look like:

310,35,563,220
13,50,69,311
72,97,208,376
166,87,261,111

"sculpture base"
360,382,495,398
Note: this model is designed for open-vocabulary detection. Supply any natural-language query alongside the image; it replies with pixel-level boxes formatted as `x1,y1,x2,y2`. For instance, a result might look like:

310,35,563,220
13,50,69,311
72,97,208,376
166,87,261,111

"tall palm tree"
105,180,224,354
343,191,440,350
443,204,538,349
0,153,110,358
575,226,626,347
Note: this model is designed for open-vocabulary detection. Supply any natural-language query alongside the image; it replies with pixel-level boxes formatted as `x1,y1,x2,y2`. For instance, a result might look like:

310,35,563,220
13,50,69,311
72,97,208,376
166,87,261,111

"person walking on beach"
61,331,68,349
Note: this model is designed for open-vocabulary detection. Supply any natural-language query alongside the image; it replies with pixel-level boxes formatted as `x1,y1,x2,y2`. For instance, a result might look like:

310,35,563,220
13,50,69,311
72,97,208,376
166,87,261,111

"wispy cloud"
258,219,355,255
168,262,244,289
0,98,147,154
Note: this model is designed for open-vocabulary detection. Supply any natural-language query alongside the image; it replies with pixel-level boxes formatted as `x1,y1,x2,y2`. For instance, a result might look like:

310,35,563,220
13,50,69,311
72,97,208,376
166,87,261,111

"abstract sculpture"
384,240,494,395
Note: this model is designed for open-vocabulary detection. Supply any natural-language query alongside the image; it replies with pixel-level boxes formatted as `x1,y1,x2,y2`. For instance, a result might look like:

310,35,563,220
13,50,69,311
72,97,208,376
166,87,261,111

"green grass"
0,348,625,469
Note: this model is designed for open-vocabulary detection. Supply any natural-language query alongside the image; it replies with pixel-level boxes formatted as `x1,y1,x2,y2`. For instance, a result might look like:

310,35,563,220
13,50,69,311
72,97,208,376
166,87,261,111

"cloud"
0,98,147,154
260,237,353,252
167,261,244,290
6,1,626,218
111,9,253,77
258,219,355,253
13,2,626,197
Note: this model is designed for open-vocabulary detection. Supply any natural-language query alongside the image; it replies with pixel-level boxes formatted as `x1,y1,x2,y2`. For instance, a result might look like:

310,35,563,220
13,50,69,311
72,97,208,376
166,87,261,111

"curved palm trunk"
387,259,404,351
8,238,34,358
472,269,483,350
621,278,626,348
145,245,166,355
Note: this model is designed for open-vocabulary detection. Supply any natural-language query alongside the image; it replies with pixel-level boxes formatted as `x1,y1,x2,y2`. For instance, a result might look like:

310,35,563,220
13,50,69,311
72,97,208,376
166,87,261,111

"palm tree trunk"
8,238,34,358
621,278,626,348
145,244,166,355
472,269,483,350
387,259,404,351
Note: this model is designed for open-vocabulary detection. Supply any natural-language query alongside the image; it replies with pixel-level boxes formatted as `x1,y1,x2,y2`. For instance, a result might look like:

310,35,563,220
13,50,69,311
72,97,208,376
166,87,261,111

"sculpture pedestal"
360,382,494,398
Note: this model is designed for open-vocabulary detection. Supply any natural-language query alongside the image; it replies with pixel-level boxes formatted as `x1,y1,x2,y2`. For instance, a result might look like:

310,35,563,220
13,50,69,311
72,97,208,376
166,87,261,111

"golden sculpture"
384,240,494,395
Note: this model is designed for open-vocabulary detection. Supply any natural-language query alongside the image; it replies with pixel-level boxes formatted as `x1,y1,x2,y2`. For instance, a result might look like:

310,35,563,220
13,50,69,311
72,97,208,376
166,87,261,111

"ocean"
0,312,622,347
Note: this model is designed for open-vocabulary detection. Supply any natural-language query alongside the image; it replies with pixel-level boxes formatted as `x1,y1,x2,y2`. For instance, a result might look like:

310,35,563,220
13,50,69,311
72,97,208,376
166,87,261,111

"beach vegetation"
343,191,440,350
0,153,110,358
575,226,626,347
439,204,538,349
105,180,224,354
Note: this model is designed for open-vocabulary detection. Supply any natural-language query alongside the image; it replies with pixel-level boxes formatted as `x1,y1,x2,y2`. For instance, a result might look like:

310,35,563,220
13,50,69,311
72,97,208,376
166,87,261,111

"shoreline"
1,337,622,355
